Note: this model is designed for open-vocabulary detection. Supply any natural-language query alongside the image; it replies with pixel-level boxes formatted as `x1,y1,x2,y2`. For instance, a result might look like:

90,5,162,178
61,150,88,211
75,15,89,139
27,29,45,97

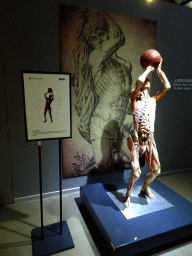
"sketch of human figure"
44,88,54,123
72,10,133,172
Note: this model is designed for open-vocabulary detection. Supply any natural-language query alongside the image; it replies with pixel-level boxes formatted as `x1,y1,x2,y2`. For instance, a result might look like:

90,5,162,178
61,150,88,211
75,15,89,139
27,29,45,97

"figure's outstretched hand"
146,66,155,72
138,65,154,84
157,57,163,71
142,66,155,76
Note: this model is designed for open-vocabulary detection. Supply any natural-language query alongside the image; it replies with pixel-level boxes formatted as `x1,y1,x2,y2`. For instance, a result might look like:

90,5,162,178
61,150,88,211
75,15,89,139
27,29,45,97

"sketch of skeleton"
71,10,133,172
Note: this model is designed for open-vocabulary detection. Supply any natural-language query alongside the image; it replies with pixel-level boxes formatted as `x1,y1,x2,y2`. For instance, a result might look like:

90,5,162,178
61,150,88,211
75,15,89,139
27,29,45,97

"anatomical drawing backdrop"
60,4,157,178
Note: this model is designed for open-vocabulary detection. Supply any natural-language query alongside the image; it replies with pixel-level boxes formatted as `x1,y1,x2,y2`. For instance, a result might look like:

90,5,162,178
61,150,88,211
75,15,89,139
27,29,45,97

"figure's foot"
124,196,130,208
142,186,155,199
44,120,47,123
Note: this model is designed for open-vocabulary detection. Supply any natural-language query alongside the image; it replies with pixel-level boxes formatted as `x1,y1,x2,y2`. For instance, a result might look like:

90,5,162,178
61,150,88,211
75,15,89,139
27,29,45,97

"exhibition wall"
0,0,192,202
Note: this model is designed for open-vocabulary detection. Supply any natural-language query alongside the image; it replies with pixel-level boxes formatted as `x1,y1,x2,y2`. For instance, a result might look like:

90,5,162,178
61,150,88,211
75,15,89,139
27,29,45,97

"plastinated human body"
124,59,171,207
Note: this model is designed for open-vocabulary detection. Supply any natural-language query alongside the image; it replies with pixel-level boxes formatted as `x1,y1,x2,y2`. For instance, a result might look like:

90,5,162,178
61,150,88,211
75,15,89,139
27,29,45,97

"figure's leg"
91,137,112,171
44,107,47,122
124,136,141,207
142,141,161,198
48,108,53,122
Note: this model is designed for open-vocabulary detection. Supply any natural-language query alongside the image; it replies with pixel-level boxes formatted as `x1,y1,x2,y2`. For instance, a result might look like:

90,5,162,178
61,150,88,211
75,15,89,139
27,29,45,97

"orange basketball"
140,49,161,69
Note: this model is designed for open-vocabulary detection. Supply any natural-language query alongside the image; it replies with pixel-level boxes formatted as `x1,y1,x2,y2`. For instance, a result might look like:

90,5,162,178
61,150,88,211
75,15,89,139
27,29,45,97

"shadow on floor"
0,206,29,222
0,205,38,250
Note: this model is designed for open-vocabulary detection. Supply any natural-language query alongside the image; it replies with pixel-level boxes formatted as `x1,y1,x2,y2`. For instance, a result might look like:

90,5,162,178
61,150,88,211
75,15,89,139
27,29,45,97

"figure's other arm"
100,12,125,58
155,59,171,102
89,12,125,69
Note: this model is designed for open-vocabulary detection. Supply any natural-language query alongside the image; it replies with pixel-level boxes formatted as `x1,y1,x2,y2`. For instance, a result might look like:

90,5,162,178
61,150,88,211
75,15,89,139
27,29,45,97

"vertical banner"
23,72,71,140
60,4,157,178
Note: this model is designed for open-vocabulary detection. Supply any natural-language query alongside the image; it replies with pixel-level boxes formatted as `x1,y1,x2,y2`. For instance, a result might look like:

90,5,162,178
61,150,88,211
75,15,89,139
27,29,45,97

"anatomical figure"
124,61,171,207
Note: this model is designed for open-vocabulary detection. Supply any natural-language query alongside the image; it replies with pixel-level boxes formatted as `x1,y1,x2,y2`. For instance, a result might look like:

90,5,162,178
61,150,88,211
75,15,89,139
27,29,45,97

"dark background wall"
0,0,192,201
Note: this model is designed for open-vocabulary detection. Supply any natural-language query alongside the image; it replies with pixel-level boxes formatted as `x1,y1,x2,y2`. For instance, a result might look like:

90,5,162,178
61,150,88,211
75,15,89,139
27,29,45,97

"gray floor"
0,171,192,256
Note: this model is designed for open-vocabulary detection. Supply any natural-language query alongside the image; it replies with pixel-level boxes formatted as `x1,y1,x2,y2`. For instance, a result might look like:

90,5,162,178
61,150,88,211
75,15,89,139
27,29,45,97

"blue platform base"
80,177,192,256
31,221,74,256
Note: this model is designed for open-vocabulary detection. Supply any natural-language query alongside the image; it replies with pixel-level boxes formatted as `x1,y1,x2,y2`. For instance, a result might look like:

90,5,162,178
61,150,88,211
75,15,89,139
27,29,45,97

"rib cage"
134,98,151,135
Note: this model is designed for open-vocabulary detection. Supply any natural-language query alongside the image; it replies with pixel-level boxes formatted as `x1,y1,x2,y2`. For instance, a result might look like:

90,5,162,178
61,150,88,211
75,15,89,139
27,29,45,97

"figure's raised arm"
154,59,171,102
100,12,125,54
88,11,125,68
130,66,154,100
